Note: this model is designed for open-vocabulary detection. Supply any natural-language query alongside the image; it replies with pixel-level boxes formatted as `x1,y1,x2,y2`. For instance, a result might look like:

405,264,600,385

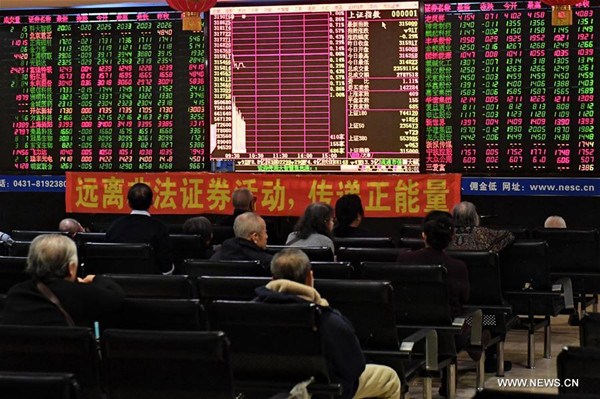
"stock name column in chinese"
424,4,453,172
210,2,420,173
0,8,208,172
29,17,54,171
5,17,31,170
424,0,600,174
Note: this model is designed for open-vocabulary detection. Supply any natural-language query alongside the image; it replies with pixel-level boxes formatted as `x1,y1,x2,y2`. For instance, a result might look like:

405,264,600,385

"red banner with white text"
65,172,461,217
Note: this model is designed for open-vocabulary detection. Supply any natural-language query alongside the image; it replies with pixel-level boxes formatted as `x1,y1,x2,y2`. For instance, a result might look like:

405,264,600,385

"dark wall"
1,192,597,241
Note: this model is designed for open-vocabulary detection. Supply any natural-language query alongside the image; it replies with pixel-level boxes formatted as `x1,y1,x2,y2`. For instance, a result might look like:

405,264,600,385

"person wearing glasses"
285,202,335,254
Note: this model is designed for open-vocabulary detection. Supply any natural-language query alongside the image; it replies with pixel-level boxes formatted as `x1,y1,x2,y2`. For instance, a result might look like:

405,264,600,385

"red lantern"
540,0,585,25
167,0,218,31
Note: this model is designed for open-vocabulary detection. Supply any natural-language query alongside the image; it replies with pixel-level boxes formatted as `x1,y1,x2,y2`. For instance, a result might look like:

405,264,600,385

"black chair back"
196,276,269,304
182,259,268,277
10,230,69,241
103,298,206,331
169,234,211,273
532,228,600,273
360,263,451,326
332,237,396,250
446,250,504,306
557,346,600,394
500,240,552,291
265,245,334,262
80,242,154,275
102,329,234,399
337,247,409,268
398,238,425,251
314,280,398,350
0,325,100,399
207,301,335,396
0,371,81,399
74,232,106,246
581,313,600,348
103,274,196,299
8,241,32,257
311,261,354,279
399,223,423,238
211,225,235,245
487,226,530,240
0,256,28,294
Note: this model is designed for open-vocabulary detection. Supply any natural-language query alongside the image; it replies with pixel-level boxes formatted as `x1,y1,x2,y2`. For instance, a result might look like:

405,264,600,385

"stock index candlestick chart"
0,8,207,172
424,1,598,174
210,2,421,172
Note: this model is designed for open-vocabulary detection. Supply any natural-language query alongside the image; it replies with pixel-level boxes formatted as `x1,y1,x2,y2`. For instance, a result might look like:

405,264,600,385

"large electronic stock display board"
4,1,599,176
210,2,421,172
424,0,599,174
0,7,207,172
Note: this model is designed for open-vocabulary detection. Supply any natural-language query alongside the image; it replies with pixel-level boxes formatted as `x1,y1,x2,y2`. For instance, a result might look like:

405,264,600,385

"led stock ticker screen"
424,0,598,174
4,0,600,177
209,2,421,172
0,8,207,172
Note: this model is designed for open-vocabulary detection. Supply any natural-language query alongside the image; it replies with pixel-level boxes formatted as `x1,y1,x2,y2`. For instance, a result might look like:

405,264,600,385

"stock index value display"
210,1,421,172
424,0,597,174
0,8,207,172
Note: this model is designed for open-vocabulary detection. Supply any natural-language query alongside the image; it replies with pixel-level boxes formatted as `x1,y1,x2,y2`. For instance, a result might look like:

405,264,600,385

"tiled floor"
407,313,582,398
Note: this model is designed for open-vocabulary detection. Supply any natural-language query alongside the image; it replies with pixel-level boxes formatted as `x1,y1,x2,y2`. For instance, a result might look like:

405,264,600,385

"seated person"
58,218,86,238
334,194,372,238
448,201,514,253
106,183,174,274
215,187,256,226
286,202,335,254
182,216,214,259
255,248,401,399
1,234,124,326
210,212,272,264
544,215,567,228
397,211,469,319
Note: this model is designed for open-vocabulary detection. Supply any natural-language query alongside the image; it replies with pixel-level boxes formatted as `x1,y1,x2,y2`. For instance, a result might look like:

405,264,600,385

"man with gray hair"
210,212,272,264
448,201,514,253
255,248,401,399
216,187,257,226
544,215,567,229
1,234,124,326
58,218,85,238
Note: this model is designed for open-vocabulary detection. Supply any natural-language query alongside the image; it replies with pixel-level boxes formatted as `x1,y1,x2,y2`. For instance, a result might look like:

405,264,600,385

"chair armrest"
453,308,483,347
365,329,438,372
401,328,438,371
553,277,574,310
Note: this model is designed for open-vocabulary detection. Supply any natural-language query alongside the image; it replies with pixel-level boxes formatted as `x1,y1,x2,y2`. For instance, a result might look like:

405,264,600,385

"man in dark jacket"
210,212,272,264
255,248,400,399
1,234,124,327
106,183,174,274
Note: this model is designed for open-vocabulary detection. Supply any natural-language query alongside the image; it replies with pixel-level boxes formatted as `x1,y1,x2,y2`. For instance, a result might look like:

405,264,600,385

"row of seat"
0,268,474,399
0,243,573,371
0,297,437,399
